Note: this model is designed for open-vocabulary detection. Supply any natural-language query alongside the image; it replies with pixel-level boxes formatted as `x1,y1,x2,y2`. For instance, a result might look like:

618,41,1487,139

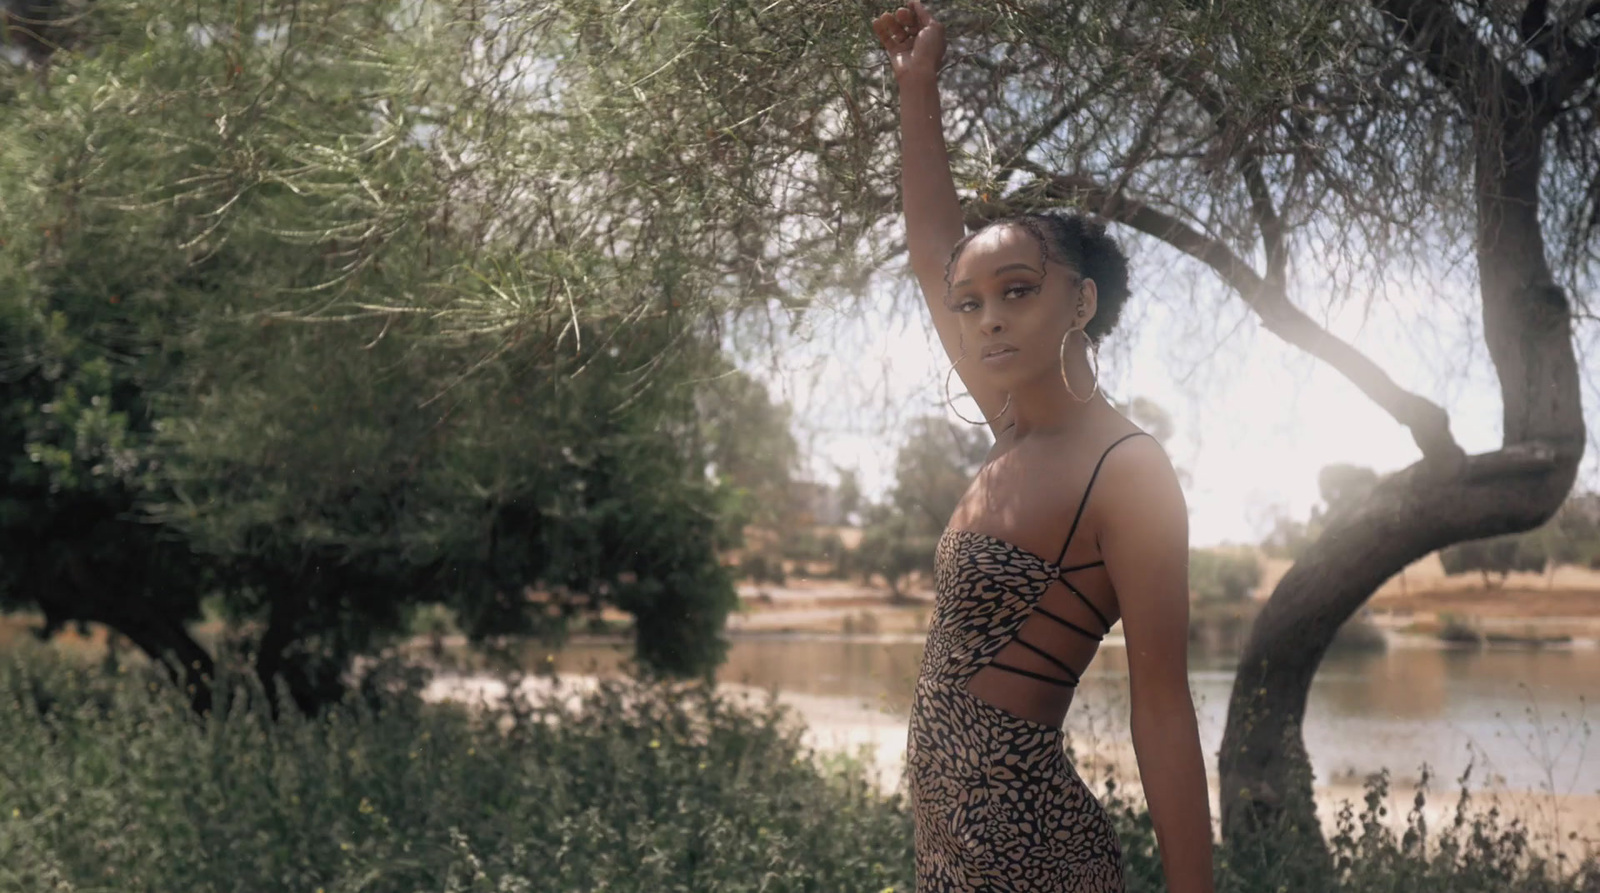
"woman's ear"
1076,277,1099,328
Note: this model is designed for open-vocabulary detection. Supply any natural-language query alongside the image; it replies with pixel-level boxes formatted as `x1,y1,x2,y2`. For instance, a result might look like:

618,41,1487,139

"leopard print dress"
906,432,1147,892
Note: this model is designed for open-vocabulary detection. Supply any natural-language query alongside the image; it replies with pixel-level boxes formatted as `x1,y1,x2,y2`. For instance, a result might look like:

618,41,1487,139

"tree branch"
1240,157,1288,288
979,166,1464,464
991,66,1128,183
1372,0,1506,111
1142,48,1290,290
1534,38,1600,120
1521,0,1559,64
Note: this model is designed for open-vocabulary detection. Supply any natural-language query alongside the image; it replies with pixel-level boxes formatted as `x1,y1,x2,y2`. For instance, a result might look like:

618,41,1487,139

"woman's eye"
955,299,978,312
1005,284,1038,299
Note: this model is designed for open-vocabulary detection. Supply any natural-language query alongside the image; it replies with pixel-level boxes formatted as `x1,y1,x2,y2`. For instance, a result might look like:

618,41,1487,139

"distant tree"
834,467,863,526
1259,512,1316,562
1437,491,1599,587
856,509,939,601
1258,465,1381,562
1539,492,1600,569
1316,465,1380,517
887,417,989,535
695,370,802,537
1189,549,1263,604
1438,535,1548,588
857,417,989,596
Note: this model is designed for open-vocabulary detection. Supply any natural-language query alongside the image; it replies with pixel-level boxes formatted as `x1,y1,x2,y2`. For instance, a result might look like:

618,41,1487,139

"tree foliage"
1438,491,1600,584
694,371,801,534
1437,534,1547,586
859,415,988,594
1188,549,1262,604
0,0,824,711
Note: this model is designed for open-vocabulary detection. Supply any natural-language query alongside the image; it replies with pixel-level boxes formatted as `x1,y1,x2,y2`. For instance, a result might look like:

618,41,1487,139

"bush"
738,551,786,584
1329,614,1388,653
1,646,1592,893
1105,763,1597,893
0,646,911,893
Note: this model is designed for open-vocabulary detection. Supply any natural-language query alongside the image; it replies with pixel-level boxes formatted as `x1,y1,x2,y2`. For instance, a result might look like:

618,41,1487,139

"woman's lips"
981,348,1019,365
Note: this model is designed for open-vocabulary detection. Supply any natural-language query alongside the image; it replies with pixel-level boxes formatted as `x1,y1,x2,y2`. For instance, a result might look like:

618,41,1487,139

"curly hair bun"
945,211,1132,341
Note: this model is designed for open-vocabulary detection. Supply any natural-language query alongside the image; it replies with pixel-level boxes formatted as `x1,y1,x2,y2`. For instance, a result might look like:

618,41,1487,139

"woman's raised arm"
873,2,1008,428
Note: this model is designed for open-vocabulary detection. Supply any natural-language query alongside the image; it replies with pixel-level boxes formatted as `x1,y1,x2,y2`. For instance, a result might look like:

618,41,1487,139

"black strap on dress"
987,431,1150,688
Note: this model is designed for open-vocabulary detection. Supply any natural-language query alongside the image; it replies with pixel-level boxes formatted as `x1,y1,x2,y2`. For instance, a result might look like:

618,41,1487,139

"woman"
871,4,1215,891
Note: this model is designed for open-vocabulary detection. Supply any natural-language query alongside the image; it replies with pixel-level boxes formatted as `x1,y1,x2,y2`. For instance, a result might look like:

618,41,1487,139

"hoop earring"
944,355,1012,426
1059,327,1100,403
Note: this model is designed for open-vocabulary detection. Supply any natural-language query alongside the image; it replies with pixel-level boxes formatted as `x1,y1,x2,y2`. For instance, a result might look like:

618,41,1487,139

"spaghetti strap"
1052,431,1151,566
991,635,1084,684
1032,604,1104,642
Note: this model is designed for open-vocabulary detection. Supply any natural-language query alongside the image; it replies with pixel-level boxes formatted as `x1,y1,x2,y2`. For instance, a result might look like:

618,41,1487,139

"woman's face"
945,223,1096,389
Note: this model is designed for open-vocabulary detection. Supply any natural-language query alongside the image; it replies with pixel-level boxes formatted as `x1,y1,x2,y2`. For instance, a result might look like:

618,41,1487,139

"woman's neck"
1005,377,1110,439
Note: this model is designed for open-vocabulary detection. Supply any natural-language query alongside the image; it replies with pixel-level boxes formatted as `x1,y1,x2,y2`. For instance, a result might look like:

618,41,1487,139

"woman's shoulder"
1040,425,1181,525
1087,428,1186,529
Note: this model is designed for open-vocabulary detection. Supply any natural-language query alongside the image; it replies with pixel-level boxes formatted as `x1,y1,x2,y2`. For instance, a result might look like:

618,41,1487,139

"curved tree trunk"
1216,446,1579,842
1217,58,1587,862
48,551,217,716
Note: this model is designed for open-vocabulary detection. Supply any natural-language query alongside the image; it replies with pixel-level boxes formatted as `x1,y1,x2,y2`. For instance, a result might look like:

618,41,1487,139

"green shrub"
1104,763,1596,893
0,646,1592,893
0,647,911,893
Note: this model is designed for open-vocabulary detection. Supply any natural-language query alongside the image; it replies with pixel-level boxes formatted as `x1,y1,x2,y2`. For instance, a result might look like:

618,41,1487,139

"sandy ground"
424,672,1600,862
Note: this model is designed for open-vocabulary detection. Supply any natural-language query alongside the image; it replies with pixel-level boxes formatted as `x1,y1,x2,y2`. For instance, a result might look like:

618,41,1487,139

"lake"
540,635,1598,798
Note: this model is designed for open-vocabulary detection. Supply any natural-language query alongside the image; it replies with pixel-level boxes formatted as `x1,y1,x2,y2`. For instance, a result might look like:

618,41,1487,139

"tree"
1259,512,1315,562
1189,549,1263,604
834,467,863,526
22,0,1591,864
1259,464,1379,561
888,416,990,535
1438,534,1548,587
1316,465,1380,516
856,508,939,600
694,370,802,537
1439,492,1600,585
513,0,1594,863
0,0,793,714
0,0,86,75
859,416,988,596
1539,491,1600,569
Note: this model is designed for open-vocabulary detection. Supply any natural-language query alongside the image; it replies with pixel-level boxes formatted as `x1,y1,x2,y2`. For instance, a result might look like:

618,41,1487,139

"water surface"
544,636,1597,796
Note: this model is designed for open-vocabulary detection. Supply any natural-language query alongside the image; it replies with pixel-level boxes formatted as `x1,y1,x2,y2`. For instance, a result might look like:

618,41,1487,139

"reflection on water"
545,637,1597,795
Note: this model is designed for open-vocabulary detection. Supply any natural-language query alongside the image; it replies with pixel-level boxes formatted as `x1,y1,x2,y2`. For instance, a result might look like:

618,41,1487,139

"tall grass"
0,644,1594,892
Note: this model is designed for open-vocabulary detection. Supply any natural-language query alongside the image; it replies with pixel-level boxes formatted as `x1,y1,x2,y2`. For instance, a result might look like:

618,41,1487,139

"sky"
730,241,1600,548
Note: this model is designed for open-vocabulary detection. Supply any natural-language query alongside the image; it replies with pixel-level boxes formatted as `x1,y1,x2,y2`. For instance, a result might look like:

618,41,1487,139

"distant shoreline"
707,578,1600,648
